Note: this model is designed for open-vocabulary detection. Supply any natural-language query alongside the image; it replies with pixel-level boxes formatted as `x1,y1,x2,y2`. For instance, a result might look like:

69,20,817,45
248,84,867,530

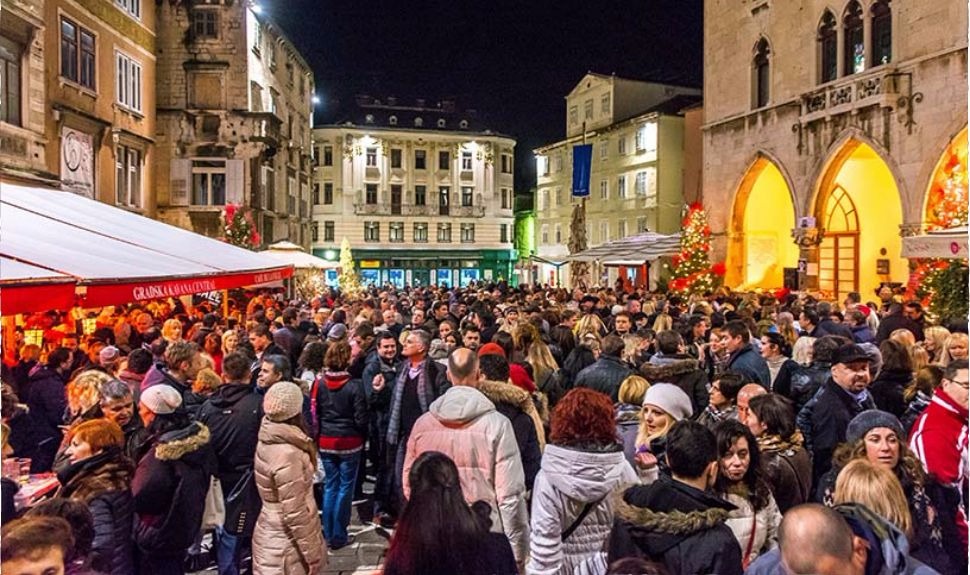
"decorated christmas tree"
667,202,725,294
337,237,363,299
222,204,260,249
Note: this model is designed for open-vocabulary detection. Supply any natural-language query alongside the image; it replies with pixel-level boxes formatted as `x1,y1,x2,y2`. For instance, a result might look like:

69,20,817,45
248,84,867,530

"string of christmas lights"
667,202,725,294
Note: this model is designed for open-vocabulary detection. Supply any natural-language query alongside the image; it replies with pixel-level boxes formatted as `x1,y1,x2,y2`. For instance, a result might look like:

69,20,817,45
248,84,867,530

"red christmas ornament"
224,204,237,221
711,262,726,276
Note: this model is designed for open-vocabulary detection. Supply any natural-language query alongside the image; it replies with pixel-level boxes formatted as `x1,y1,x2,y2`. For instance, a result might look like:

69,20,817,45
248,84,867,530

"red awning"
0,183,293,314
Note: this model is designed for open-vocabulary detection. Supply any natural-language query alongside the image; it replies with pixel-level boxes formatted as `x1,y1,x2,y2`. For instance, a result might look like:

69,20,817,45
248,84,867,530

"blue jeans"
215,525,239,575
321,450,361,546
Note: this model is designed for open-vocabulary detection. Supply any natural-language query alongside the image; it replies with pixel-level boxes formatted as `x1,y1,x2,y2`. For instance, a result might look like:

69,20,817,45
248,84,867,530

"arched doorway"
814,140,905,300
728,157,798,288
923,127,968,230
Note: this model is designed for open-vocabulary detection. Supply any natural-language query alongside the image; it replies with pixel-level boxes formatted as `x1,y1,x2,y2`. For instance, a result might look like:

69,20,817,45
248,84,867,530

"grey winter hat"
846,409,904,444
328,323,348,341
140,384,182,415
642,383,693,421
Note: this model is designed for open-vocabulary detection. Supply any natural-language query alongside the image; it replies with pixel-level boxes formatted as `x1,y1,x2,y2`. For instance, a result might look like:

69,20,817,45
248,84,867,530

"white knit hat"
263,381,304,422
642,383,693,421
140,385,182,415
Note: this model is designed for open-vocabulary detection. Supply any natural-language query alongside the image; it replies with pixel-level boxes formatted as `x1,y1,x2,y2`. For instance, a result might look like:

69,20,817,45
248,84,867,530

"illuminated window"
437,223,452,243
843,2,864,76
364,222,380,242
389,222,404,243
414,222,428,243
460,223,475,243
871,0,892,66
818,11,837,83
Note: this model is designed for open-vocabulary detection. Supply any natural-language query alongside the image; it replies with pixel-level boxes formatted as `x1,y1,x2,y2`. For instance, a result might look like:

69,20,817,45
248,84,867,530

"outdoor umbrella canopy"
567,231,682,264
261,241,339,269
0,183,293,314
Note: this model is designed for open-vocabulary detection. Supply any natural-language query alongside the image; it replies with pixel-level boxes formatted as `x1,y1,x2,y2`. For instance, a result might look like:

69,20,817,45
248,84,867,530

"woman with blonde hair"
833,458,912,538
527,339,563,407
941,331,969,362
574,314,606,338
161,318,183,343
889,328,917,349
775,312,799,348
790,336,815,366
615,375,650,467
921,326,951,364
651,312,672,333
634,383,692,483
66,370,114,422
816,410,954,573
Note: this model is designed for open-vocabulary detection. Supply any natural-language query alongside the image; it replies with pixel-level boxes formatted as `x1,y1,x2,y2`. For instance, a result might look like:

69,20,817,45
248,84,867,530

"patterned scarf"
386,359,430,446
757,430,804,454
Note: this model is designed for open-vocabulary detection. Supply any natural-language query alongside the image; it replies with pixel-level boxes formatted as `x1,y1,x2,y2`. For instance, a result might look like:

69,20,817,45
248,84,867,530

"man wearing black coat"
810,302,855,341
875,302,925,344
272,307,306,369
478,354,542,490
361,332,401,525
723,320,771,388
20,347,73,473
608,421,742,575
197,352,263,575
797,344,876,489
248,323,285,387
640,330,710,415
573,335,633,402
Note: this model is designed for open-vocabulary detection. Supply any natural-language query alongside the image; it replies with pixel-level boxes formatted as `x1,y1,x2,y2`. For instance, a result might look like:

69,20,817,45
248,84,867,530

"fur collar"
57,449,133,502
478,379,546,449
155,422,210,461
613,489,730,535
639,357,701,380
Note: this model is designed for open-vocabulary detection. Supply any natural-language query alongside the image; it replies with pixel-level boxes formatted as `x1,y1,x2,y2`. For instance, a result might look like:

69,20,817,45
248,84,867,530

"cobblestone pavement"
193,477,391,575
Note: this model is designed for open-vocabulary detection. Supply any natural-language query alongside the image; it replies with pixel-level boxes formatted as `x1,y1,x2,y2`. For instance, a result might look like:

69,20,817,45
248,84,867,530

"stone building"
154,1,314,247
704,0,968,300
533,73,701,287
312,96,517,287
2,0,156,213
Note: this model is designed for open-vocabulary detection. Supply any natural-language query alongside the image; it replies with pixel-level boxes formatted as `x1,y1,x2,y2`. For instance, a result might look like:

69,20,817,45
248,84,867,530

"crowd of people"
0,282,967,575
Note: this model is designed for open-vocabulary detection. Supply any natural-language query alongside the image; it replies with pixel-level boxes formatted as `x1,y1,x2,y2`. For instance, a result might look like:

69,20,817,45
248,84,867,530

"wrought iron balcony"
352,203,486,217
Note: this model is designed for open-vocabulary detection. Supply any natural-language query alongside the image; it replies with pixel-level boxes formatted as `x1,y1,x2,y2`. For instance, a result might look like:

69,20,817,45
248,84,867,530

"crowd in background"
0,281,967,575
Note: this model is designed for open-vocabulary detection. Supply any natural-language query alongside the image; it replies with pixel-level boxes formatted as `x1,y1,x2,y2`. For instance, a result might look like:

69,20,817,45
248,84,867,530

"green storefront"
312,248,517,288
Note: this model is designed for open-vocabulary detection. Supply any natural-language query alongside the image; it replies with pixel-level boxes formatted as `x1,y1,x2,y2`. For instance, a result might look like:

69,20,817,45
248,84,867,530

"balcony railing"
799,67,900,122
353,203,486,217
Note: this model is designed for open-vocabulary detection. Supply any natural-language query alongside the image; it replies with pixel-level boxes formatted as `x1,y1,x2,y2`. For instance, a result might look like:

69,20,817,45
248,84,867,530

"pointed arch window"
843,1,865,76
752,38,771,109
818,11,838,83
871,0,892,66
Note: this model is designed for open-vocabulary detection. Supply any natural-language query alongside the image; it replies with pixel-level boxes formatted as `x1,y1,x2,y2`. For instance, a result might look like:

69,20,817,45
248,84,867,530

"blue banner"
572,144,593,197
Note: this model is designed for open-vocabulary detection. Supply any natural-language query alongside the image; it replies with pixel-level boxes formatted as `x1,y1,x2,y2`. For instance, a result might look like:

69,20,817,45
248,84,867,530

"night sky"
270,0,704,191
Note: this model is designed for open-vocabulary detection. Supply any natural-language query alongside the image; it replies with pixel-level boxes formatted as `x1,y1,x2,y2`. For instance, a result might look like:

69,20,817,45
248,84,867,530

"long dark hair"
713,419,772,511
383,452,492,575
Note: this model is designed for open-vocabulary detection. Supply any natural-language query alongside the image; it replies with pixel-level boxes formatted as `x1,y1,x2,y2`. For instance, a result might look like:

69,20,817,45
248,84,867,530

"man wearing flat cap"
798,343,876,488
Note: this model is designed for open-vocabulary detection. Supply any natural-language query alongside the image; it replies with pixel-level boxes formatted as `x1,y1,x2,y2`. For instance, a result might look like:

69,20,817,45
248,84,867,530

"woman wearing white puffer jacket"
527,388,637,575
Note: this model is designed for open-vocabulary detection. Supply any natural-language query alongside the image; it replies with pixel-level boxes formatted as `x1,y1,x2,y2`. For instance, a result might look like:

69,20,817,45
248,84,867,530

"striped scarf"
386,360,430,446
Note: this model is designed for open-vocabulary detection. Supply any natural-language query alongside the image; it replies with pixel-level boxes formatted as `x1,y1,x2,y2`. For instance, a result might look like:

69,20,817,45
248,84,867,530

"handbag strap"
562,496,604,542
742,511,758,566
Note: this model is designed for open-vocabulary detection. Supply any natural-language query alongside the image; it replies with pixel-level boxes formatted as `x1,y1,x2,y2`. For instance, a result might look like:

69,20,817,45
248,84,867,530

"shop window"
0,35,23,126
115,145,142,208
818,11,837,83
753,37,771,109
871,0,892,66
192,159,226,205
843,2,864,76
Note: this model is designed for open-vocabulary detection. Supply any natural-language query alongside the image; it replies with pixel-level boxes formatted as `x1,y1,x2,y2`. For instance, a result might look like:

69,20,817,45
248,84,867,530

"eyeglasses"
947,379,970,389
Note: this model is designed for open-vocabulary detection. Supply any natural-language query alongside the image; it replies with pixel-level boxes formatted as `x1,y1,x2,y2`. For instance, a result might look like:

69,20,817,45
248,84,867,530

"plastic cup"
16,458,31,484
1,458,18,480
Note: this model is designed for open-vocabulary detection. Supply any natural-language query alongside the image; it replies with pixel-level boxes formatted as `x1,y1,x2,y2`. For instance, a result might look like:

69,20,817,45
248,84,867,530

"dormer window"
459,120,469,129
437,118,446,128
389,115,398,126
414,117,423,127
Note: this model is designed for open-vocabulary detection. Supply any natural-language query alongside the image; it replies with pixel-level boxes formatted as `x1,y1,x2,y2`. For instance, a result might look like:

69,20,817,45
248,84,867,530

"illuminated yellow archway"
923,127,968,230
814,140,905,300
728,158,798,288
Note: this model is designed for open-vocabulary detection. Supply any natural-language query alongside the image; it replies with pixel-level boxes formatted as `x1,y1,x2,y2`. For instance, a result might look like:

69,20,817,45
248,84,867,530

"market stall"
0,183,294,315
